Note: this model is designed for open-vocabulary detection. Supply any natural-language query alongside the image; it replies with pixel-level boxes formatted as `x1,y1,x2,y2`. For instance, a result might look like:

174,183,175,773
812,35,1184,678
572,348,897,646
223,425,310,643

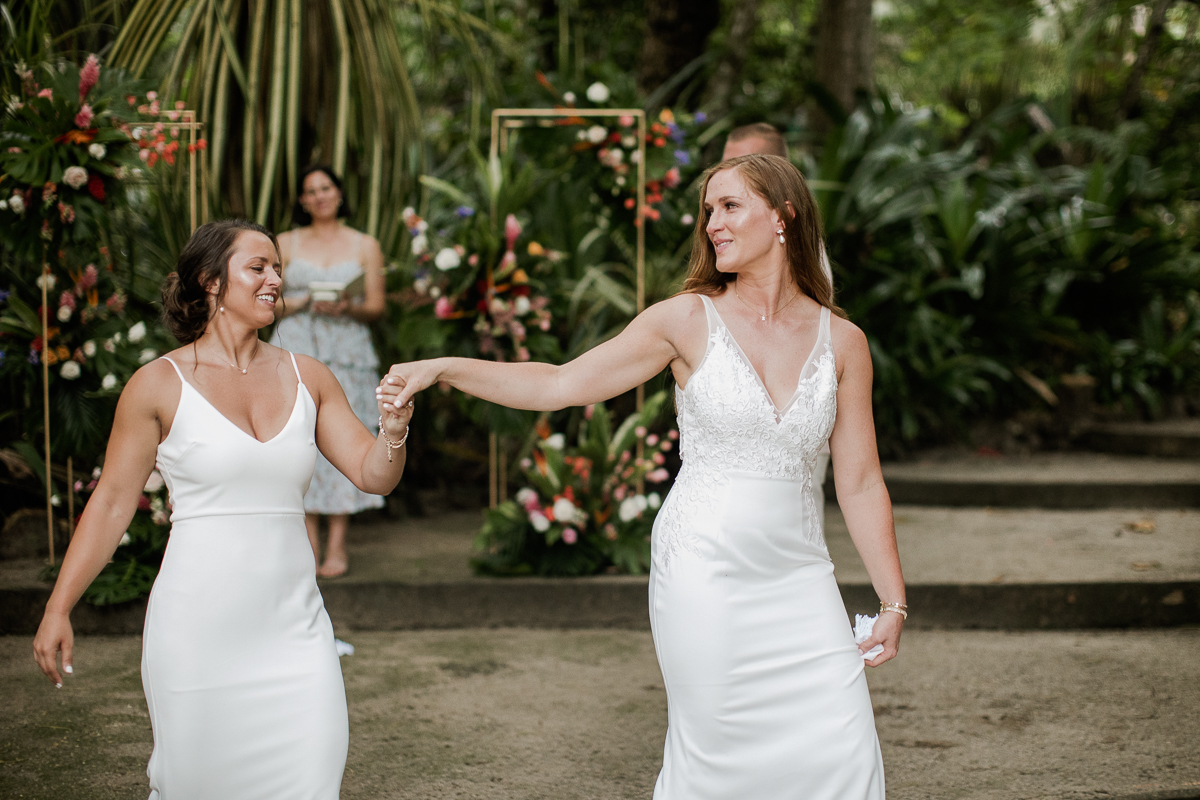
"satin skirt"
142,514,348,799
649,474,884,800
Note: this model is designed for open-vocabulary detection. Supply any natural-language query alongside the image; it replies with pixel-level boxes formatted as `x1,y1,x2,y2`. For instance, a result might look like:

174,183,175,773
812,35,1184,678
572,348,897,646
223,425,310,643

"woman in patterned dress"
271,165,386,577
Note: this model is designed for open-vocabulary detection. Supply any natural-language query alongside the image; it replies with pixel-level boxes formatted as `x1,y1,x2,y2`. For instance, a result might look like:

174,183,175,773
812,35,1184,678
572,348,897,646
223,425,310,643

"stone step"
4,506,1196,634
1081,419,1200,459
863,452,1200,508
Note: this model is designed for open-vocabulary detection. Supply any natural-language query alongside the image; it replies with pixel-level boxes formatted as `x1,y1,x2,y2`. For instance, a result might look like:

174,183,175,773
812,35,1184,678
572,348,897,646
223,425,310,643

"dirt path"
2,628,1198,799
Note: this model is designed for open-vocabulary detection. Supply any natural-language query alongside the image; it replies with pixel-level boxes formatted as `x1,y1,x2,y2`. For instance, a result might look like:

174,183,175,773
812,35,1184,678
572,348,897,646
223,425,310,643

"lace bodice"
656,295,837,567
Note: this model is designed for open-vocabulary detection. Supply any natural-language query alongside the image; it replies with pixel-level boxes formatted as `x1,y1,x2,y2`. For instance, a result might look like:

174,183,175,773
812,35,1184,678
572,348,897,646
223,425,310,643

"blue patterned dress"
269,242,385,515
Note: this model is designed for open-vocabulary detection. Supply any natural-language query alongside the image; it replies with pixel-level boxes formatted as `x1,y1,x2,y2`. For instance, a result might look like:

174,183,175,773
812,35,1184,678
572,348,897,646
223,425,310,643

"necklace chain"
734,282,800,322
213,341,259,375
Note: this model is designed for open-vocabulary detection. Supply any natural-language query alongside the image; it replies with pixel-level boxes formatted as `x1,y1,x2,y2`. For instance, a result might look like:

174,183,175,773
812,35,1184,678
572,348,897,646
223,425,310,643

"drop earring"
776,228,785,244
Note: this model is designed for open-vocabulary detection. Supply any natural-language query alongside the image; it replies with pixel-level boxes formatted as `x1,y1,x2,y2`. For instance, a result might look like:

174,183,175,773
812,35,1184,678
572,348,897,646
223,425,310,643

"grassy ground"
2,628,1198,799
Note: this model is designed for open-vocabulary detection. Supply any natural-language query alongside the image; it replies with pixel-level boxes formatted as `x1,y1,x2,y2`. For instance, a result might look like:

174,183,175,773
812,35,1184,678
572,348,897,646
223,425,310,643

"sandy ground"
2,628,1198,800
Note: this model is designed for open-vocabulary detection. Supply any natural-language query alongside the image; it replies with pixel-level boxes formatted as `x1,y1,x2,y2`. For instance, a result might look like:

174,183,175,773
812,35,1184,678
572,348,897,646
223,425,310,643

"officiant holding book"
271,165,386,577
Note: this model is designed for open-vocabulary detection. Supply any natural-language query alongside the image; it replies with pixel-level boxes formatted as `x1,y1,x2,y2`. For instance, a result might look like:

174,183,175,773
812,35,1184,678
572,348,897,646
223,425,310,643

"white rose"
622,135,637,149
101,373,117,390
144,470,165,493
552,497,583,526
56,305,72,322
112,331,123,343
618,496,641,523
401,206,415,220
82,340,96,357
562,91,576,104
411,233,428,256
544,433,565,450
681,214,695,226
648,492,661,509
60,361,82,379
8,194,23,214
88,143,107,160
586,82,610,103
127,321,146,342
516,488,538,506
138,348,157,364
434,247,461,271
119,532,132,547
586,125,607,144
529,511,550,532
514,296,531,315
63,166,88,190
415,219,429,233
35,273,56,290
0,199,7,211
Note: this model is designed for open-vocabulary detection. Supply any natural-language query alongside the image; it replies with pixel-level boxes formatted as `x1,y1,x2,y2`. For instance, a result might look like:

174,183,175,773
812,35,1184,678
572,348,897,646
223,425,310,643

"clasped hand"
858,610,903,667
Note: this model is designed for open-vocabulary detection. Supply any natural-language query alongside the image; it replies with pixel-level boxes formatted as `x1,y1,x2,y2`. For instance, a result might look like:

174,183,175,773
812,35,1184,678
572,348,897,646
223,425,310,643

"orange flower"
55,129,97,145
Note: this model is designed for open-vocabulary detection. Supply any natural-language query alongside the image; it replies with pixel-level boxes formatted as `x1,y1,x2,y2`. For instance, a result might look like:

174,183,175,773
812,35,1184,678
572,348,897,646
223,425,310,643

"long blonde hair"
681,154,841,315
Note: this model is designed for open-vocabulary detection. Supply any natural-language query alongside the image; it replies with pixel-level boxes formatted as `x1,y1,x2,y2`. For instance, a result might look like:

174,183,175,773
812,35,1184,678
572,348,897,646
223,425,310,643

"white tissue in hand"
334,639,355,657
853,614,884,660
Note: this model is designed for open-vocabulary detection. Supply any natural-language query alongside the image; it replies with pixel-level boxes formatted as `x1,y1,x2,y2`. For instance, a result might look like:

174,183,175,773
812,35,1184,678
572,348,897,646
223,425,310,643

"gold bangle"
880,601,908,620
378,416,409,462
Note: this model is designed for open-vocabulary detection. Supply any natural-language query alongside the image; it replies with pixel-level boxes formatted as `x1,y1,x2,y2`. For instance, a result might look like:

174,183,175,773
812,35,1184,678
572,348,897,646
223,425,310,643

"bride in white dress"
33,219,413,799
380,154,906,798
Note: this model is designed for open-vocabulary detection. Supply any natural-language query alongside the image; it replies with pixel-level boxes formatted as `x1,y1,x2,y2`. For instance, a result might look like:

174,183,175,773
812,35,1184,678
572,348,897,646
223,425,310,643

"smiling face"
300,169,342,222
703,167,784,275
210,231,282,328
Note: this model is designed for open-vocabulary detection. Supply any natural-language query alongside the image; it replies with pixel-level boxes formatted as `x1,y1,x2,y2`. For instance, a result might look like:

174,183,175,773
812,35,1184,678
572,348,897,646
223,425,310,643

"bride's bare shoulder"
645,292,710,328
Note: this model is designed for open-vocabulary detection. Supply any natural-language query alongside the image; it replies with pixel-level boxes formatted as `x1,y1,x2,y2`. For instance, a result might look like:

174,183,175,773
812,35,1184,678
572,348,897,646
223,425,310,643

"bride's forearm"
839,483,906,606
435,357,568,411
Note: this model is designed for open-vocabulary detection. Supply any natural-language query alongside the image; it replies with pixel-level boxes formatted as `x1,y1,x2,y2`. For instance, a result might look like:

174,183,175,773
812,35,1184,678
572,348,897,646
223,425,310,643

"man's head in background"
723,123,788,161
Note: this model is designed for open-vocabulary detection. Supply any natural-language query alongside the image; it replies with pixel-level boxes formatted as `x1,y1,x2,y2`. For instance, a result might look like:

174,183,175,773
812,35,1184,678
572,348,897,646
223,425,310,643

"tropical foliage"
473,390,677,576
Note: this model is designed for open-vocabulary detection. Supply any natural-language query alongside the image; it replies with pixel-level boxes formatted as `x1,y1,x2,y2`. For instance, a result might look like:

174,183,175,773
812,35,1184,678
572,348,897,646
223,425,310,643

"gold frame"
41,112,204,563
485,108,649,508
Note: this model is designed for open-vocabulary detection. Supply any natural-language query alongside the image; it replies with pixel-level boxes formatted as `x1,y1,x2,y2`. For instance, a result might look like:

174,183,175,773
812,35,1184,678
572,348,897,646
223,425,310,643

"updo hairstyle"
291,165,352,227
161,219,280,344
682,154,841,315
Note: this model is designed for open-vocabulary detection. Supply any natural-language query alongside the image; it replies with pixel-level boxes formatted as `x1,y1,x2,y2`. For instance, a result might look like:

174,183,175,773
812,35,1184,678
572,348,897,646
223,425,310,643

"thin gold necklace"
212,341,259,374
734,282,800,322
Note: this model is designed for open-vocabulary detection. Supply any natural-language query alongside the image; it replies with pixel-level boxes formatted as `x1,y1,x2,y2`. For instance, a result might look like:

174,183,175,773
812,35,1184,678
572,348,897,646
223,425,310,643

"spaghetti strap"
160,356,185,381
288,351,303,384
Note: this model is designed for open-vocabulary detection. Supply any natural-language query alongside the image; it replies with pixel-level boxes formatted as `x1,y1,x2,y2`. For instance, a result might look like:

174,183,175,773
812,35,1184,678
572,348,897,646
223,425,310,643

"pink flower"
635,426,647,438
562,528,578,545
619,115,635,127
664,167,681,189
37,88,52,99
584,404,594,420
434,296,455,319
646,468,670,483
106,292,125,314
653,452,665,465
516,347,531,362
58,291,76,311
504,214,521,250
667,430,679,440
78,55,100,100
78,264,99,292
646,434,659,447
467,254,479,266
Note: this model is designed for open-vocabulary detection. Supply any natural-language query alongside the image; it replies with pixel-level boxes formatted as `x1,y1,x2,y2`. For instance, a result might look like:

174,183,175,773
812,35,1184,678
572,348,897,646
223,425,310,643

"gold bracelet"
378,416,409,462
880,601,908,620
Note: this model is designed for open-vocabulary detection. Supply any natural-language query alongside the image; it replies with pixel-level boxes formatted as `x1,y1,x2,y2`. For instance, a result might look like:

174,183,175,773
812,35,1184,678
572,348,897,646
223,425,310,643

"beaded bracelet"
880,601,908,620
378,416,409,462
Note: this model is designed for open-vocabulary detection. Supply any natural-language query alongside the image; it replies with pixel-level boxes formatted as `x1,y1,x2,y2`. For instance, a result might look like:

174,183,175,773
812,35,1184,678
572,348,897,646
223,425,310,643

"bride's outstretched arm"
382,296,698,412
827,319,906,667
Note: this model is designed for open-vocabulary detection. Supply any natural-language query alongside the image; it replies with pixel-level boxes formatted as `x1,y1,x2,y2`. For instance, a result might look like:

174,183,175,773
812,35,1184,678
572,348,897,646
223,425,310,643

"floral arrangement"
0,54,184,458
402,205,556,362
473,390,677,576
40,466,171,605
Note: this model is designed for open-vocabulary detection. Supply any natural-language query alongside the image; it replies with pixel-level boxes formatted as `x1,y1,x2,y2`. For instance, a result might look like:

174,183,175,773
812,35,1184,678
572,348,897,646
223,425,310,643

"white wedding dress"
649,295,884,799
142,354,348,799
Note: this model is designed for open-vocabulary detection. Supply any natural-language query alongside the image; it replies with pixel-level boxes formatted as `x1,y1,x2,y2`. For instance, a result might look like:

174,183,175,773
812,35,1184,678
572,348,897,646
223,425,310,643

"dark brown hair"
161,219,280,344
292,165,351,227
681,154,841,316
726,123,788,158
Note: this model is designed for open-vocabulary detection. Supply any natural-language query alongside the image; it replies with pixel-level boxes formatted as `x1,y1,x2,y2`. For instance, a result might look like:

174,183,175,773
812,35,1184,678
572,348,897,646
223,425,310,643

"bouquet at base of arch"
472,390,677,577
39,466,171,605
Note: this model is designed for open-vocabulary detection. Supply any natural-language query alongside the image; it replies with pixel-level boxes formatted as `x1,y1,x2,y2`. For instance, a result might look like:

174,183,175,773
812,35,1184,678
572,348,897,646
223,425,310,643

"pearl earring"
776,228,785,244
219,306,225,313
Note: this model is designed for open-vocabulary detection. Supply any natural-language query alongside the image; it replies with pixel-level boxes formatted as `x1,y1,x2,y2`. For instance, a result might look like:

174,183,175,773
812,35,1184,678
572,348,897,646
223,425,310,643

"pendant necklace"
734,282,800,322
215,341,259,374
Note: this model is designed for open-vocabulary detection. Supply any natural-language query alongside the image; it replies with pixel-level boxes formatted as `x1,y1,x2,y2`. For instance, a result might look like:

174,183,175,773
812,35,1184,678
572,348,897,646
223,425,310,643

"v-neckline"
180,378,304,445
707,300,826,418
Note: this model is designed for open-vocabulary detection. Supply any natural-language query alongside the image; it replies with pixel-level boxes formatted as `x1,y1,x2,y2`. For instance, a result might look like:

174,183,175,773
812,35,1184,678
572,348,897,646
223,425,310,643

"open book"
307,272,366,302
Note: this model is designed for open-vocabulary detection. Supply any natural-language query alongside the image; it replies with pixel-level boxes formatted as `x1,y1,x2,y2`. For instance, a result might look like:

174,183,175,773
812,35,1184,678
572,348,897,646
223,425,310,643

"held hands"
375,374,415,439
858,608,903,667
33,612,74,687
311,299,348,317
377,361,442,413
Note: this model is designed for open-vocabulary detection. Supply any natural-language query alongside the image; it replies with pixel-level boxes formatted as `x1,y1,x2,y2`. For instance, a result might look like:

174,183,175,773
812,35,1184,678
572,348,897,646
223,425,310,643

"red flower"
88,175,105,201
75,104,94,129
78,55,100,100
